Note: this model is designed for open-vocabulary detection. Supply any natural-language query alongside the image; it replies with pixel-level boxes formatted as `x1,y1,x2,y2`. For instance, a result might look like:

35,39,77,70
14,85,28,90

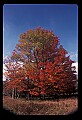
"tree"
4,27,77,99
3,56,28,98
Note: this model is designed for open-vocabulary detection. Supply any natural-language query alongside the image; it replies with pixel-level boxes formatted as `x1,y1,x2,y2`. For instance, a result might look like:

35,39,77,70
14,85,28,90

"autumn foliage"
3,27,77,99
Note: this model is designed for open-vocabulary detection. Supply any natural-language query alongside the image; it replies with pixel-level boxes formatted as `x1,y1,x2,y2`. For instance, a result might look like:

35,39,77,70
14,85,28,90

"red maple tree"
3,27,77,99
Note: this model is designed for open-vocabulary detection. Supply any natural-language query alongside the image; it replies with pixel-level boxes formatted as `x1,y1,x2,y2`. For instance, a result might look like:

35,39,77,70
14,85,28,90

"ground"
3,96,78,115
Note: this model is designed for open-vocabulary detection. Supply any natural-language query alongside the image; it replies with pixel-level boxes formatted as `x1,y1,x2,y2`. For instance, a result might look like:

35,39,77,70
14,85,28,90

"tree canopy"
3,27,77,99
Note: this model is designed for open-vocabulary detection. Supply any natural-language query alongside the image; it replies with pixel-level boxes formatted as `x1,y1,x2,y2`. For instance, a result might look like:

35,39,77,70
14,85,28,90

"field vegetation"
3,96,78,115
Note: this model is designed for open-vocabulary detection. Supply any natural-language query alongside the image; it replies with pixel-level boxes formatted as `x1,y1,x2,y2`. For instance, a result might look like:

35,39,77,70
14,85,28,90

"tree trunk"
12,88,14,99
26,93,29,100
43,94,45,100
17,92,19,99
14,88,17,99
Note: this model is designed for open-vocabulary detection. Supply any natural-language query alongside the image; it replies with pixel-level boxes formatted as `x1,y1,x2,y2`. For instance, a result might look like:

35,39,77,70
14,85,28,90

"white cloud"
3,55,9,60
72,62,78,75
70,53,78,59
69,51,78,61
3,64,7,81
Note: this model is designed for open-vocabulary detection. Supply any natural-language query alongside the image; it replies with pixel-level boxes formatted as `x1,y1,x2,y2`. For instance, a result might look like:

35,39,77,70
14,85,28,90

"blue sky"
3,4,78,62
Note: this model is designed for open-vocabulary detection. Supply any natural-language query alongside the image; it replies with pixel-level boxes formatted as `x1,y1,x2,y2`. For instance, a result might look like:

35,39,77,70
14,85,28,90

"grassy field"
3,96,78,115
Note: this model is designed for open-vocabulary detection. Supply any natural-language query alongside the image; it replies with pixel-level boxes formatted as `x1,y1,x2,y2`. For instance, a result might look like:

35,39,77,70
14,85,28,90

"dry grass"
3,96,78,115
